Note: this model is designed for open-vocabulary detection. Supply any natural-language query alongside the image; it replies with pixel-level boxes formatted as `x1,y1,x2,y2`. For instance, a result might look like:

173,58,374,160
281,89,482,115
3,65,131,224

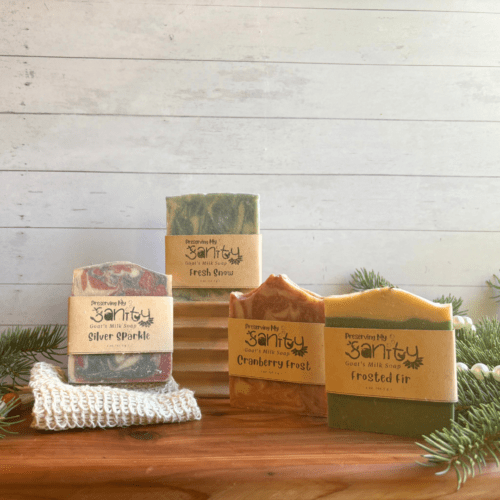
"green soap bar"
166,193,260,302
327,394,453,438
325,288,454,437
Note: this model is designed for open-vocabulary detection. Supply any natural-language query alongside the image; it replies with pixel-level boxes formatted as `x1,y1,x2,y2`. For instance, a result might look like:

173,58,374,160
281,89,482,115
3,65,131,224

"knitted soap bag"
29,362,202,431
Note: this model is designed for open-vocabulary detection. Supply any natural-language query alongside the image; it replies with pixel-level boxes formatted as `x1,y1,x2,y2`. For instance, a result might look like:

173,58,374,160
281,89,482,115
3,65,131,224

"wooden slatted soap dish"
172,301,229,398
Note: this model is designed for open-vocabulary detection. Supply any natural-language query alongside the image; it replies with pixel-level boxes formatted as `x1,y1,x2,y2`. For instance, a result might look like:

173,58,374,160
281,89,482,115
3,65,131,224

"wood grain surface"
4,57,500,120
1,399,500,499
173,302,229,397
5,0,499,10
3,2,500,66
3,115,500,176
5,171,500,231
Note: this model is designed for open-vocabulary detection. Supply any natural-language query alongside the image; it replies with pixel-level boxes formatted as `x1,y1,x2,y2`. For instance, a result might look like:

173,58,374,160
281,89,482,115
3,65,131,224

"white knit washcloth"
29,362,202,431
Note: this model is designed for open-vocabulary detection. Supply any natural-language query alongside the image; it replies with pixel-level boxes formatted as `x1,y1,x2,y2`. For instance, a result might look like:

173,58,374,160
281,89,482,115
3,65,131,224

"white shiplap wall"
1,0,500,340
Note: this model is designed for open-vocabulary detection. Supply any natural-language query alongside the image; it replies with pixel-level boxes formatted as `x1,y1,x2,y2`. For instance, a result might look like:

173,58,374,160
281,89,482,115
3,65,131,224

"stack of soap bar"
68,262,172,384
325,287,454,437
166,193,259,302
229,274,326,416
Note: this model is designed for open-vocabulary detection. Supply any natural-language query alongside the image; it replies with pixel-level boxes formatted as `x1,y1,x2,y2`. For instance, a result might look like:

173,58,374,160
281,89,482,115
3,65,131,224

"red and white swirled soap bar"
68,262,173,384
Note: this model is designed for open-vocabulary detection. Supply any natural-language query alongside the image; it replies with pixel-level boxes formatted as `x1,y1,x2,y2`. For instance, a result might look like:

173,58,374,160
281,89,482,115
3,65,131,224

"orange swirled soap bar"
229,274,327,416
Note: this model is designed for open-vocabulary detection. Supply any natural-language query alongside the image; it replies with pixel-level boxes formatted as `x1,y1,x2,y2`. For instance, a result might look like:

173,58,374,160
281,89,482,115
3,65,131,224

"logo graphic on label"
345,332,424,370
244,326,308,357
90,299,155,328
185,239,243,266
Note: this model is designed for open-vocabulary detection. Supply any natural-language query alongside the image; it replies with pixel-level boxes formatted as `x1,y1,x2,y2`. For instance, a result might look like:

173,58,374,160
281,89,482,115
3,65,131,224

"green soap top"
166,193,260,235
325,317,452,330
325,287,452,327
173,287,254,302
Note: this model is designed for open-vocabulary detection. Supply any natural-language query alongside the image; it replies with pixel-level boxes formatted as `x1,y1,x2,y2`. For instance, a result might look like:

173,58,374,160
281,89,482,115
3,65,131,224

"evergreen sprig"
0,325,66,437
486,273,500,302
417,401,500,489
0,398,23,439
0,324,66,393
419,317,500,487
349,268,395,291
456,317,500,369
455,369,500,418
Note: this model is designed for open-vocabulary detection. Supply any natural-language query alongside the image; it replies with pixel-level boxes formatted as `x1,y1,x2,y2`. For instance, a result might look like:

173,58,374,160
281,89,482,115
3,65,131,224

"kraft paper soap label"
324,327,457,403
228,318,325,385
68,296,173,354
165,234,262,288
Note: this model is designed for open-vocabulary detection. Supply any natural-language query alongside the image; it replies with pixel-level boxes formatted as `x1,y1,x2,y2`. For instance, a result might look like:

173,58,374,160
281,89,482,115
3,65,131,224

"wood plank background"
1,0,499,345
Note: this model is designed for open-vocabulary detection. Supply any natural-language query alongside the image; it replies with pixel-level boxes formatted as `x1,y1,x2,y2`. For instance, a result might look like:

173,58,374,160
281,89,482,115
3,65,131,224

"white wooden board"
1,228,495,287
3,58,500,121
3,115,500,177
2,2,500,66
8,1,500,13
2,171,498,232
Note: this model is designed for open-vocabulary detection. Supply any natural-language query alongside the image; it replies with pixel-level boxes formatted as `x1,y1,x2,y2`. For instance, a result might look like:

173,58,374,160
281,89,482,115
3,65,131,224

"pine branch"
349,268,395,291
453,319,500,417
486,273,500,302
0,324,67,358
456,317,500,368
0,325,66,438
0,398,23,438
417,401,500,489
456,370,500,417
0,325,66,388
420,317,500,488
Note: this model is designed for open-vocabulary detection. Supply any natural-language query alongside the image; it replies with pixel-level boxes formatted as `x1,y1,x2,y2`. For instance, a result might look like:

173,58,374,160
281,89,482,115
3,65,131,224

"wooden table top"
2,398,500,499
